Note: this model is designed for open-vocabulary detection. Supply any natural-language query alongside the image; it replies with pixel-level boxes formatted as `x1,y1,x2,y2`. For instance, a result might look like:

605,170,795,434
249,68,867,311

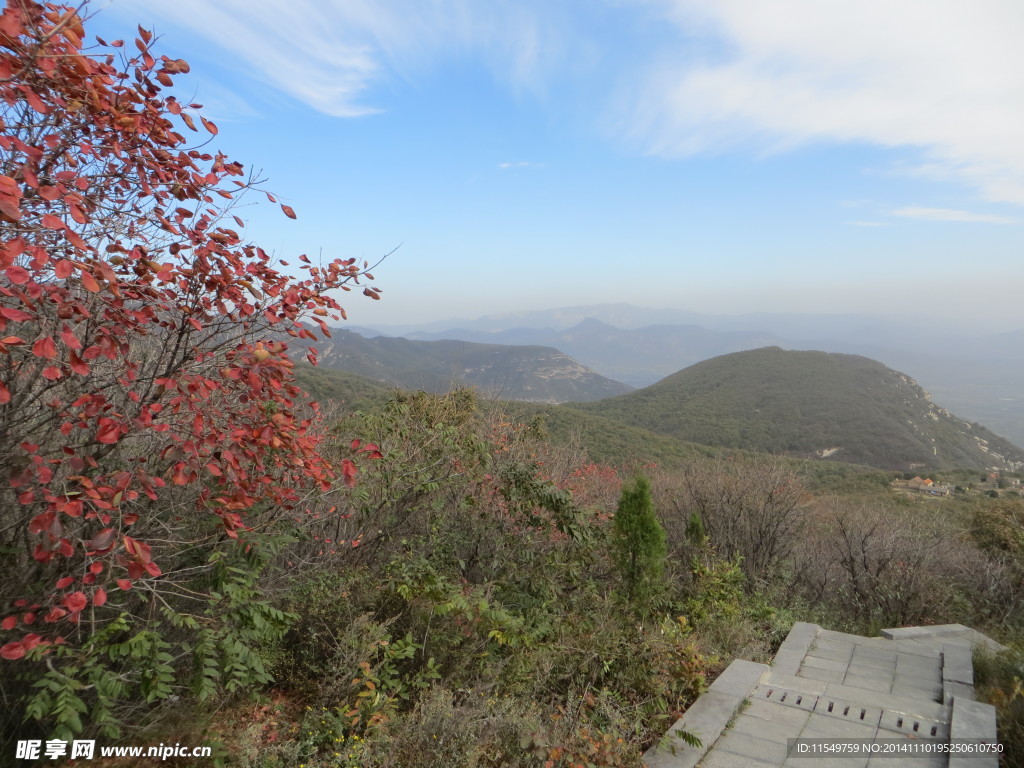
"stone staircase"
643,623,1005,767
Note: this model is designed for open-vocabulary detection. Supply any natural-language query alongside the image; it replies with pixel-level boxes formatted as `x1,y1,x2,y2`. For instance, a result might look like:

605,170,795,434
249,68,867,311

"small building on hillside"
892,476,953,497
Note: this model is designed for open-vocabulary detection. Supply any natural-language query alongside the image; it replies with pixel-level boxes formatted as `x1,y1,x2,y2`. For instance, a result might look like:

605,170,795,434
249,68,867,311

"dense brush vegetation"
6,382,1023,766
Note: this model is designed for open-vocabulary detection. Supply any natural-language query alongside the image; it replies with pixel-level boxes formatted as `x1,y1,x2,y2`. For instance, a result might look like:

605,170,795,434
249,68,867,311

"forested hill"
293,328,633,404
564,347,1024,471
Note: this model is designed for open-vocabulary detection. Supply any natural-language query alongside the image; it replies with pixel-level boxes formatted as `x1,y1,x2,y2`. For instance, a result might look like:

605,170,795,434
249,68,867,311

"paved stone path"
644,623,1004,768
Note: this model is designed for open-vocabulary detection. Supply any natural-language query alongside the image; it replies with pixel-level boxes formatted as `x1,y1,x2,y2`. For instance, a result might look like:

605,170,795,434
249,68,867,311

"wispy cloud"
891,206,1017,224
498,161,545,170
627,1,1024,205
117,1,1024,208
119,0,576,117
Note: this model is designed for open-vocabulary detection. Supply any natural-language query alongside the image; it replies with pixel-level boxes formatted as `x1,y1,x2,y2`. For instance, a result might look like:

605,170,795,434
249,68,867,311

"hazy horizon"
99,1,1024,334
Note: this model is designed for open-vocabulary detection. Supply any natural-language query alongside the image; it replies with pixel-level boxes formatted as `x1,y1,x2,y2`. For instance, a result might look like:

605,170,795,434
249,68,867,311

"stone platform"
644,623,1004,768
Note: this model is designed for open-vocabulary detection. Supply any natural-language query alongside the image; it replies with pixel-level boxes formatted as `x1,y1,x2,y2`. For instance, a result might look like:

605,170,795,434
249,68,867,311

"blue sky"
95,0,1024,330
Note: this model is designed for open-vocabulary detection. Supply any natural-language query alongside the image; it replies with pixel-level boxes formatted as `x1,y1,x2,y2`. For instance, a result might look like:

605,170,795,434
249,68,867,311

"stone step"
642,622,1005,768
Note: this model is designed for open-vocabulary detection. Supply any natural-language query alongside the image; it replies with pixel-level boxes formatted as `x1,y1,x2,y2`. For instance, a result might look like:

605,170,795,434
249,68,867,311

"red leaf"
0,174,23,220
32,336,57,359
281,204,296,219
79,271,100,292
54,260,74,279
341,458,357,488
1,616,16,630
41,213,64,230
63,592,87,614
0,307,33,321
93,588,107,607
55,577,74,589
95,419,121,444
116,579,132,591
67,351,89,376
0,642,25,660
59,325,81,350
201,117,218,135
5,265,30,284
89,528,116,552
0,381,8,404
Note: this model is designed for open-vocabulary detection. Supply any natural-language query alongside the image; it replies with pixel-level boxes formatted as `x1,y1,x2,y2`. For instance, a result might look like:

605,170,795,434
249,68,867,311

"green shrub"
612,475,667,613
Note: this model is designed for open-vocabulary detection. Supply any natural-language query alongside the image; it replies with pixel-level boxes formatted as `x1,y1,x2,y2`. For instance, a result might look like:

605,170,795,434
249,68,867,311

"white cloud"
115,1,1024,207
498,161,545,170
118,0,576,117
627,0,1024,205
891,206,1016,224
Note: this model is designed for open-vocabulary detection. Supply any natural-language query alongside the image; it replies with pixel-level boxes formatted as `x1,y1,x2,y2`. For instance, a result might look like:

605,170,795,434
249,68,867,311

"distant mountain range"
563,347,1024,472
352,303,1024,447
384,317,783,388
299,328,632,403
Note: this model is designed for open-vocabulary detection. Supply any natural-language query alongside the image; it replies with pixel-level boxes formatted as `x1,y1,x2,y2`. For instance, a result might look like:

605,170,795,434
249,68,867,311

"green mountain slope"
291,363,893,492
565,347,1024,471
297,328,632,404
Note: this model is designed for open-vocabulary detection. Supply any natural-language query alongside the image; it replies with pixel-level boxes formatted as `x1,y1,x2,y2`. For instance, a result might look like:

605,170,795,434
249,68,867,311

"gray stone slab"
808,640,855,663
785,758,869,768
844,663,893,681
878,708,949,740
742,698,814,730
701,747,777,768
764,672,827,694
894,637,953,655
893,671,941,688
948,698,999,768
643,691,738,768
818,629,869,645
728,712,801,743
797,666,846,684
821,682,949,721
649,623,999,768
779,622,821,655
949,697,997,741
943,681,974,705
842,673,893,693
887,639,944,657
800,712,878,740
942,644,974,686
882,623,969,640
810,695,883,730
894,688,943,706
785,753,869,768
753,684,820,712
896,653,942,675
849,648,897,668
771,649,807,676
802,656,849,673
714,730,791,763
867,751,947,768
710,659,769,697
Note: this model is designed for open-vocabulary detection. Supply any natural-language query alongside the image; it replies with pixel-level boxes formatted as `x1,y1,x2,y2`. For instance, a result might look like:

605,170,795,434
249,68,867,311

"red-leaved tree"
0,0,380,740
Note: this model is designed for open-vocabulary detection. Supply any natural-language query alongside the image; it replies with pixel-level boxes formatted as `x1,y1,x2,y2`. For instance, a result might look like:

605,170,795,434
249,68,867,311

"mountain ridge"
564,347,1024,472
293,327,633,404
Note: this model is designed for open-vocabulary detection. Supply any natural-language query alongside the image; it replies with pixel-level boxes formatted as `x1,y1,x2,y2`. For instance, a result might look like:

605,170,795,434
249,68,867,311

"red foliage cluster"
0,1,377,659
